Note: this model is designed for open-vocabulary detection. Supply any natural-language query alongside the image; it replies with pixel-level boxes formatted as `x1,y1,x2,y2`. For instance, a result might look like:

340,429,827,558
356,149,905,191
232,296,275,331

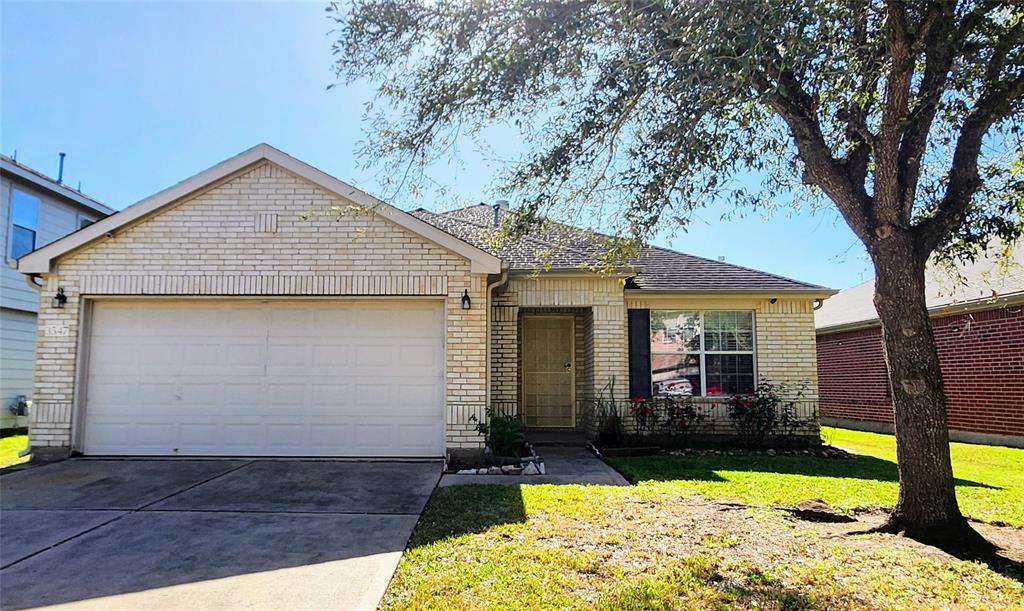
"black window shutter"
627,309,652,399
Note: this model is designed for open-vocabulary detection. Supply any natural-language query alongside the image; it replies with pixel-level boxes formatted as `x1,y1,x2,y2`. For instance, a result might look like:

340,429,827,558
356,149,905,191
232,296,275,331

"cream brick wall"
30,161,489,453
490,289,519,406
752,298,820,398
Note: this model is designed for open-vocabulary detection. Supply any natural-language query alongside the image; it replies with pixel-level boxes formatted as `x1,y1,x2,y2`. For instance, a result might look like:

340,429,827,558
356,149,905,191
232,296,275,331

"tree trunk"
870,234,993,551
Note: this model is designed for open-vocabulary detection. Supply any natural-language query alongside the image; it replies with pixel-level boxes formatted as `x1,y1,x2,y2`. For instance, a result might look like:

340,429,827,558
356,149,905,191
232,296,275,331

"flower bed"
445,446,547,475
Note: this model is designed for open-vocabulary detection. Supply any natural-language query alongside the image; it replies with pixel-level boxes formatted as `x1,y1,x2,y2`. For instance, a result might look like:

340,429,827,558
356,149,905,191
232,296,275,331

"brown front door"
521,316,575,427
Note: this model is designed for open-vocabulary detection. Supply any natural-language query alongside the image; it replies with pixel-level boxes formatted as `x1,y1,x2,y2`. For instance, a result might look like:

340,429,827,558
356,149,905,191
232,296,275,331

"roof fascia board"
1,160,115,216
19,144,501,275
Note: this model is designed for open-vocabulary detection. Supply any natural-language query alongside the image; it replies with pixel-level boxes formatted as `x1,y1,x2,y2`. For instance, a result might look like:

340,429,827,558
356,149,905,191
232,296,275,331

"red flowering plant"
662,396,704,437
629,395,658,434
630,395,706,437
727,379,809,446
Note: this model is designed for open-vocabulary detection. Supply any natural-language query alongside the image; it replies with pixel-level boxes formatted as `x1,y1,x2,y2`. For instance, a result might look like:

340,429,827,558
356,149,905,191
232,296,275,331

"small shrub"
595,378,624,447
472,408,527,458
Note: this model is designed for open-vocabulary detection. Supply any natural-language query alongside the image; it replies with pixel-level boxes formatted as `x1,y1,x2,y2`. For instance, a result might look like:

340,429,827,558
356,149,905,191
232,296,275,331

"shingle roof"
411,204,829,293
815,241,1024,333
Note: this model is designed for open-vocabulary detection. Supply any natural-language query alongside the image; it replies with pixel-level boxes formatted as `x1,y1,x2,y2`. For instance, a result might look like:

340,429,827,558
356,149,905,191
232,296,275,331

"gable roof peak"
18,145,501,275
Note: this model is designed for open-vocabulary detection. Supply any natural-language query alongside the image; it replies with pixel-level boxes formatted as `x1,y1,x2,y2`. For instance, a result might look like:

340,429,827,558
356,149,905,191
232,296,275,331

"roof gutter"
625,288,838,298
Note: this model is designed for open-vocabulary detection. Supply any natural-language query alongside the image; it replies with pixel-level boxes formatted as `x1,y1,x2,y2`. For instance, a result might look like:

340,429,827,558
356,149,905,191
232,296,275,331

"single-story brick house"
18,144,833,460
816,244,1024,448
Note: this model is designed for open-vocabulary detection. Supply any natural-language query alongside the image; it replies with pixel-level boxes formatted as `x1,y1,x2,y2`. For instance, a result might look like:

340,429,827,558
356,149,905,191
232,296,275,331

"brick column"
591,302,628,400
444,274,489,450
30,274,80,458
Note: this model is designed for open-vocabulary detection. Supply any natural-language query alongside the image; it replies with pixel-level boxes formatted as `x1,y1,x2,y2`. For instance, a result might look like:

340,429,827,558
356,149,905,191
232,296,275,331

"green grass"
608,427,1024,527
0,434,29,469
385,429,1024,609
384,483,1023,610
824,426,1024,526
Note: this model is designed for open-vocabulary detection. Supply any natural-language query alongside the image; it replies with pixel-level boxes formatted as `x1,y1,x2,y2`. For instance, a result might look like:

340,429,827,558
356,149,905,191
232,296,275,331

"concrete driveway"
0,459,440,610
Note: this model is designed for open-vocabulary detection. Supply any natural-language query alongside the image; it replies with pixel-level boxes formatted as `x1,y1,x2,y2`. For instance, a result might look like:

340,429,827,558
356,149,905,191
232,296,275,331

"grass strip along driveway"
0,435,29,469
383,429,1023,610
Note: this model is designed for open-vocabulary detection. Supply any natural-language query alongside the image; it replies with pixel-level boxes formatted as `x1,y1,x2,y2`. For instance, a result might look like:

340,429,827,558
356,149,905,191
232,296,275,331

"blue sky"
1,1,872,289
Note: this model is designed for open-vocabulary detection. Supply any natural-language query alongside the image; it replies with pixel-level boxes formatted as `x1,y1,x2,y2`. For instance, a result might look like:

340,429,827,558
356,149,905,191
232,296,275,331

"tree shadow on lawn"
611,453,997,489
408,484,527,548
955,547,1024,585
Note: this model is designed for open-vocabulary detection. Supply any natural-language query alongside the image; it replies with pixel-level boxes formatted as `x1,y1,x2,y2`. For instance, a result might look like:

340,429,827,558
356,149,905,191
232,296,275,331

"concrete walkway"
438,446,629,487
1,459,440,611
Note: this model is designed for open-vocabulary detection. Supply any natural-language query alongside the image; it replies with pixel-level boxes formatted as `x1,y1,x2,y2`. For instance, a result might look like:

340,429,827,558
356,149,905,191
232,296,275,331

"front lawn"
0,434,29,469
384,429,1023,609
384,484,1022,610
610,427,1023,527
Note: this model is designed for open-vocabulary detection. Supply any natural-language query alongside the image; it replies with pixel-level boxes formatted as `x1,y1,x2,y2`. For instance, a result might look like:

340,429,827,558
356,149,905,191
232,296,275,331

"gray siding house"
1,155,113,429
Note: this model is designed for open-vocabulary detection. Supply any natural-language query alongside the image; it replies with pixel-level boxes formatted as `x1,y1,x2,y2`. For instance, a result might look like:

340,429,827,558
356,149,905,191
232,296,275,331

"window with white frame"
9,189,40,260
650,310,755,397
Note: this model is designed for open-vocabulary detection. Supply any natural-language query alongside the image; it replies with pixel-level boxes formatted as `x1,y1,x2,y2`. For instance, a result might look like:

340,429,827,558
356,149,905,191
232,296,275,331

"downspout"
484,268,509,412
20,274,44,457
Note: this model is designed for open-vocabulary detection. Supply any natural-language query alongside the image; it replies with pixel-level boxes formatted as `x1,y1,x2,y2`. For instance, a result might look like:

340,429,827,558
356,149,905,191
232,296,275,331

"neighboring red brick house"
815,246,1024,448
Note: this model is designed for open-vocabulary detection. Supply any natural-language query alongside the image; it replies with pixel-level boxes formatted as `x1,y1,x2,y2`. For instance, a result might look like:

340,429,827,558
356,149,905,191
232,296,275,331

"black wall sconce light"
461,289,472,310
52,287,68,309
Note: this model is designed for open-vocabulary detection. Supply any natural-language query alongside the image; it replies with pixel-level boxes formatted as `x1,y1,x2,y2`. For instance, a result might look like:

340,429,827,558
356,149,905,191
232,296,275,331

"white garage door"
81,299,445,457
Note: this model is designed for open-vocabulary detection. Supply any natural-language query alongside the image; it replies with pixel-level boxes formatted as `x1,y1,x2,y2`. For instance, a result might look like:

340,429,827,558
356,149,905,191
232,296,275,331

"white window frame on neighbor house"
77,214,97,230
8,187,41,261
650,310,757,398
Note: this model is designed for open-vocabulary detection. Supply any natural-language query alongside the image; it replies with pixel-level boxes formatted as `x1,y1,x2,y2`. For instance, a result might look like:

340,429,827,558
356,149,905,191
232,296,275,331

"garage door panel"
310,308,356,333
354,345,391,367
309,424,354,449
178,383,223,405
266,424,308,449
267,343,311,367
82,300,445,456
222,384,264,405
310,384,352,406
309,344,353,366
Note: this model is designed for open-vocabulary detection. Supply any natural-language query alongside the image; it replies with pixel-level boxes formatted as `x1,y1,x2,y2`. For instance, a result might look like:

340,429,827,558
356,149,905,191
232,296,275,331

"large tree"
330,0,1024,548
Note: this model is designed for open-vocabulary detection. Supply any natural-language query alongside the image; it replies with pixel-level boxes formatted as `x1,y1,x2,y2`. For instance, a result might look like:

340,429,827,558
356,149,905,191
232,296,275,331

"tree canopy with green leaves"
330,0,1023,551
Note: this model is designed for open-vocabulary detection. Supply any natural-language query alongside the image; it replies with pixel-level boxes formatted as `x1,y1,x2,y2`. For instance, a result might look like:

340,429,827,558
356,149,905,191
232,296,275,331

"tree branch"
751,67,875,243
875,1,914,224
896,2,956,220
841,0,881,190
917,73,1024,253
